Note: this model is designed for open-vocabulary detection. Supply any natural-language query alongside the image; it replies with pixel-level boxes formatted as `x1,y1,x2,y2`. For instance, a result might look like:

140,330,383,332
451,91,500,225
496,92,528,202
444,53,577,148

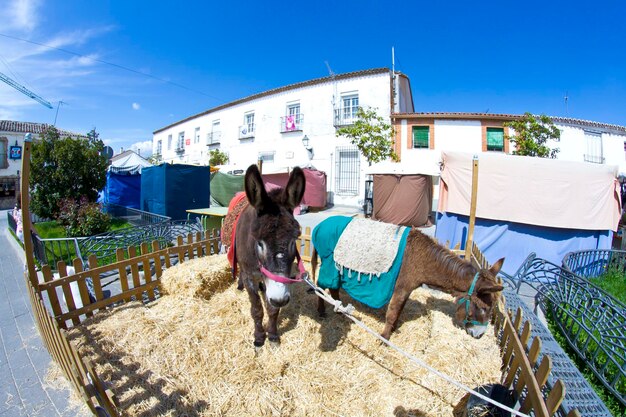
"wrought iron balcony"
239,123,255,139
583,154,605,164
333,106,359,127
207,131,221,145
280,114,303,133
175,145,185,155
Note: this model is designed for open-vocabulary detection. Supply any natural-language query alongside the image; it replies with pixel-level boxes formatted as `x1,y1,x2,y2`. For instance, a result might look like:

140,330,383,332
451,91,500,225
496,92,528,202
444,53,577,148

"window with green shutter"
412,126,430,149
486,127,504,151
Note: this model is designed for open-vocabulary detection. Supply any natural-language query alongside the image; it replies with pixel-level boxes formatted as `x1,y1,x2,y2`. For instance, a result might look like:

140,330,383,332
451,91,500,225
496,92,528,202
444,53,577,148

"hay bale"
160,254,231,300
68,255,502,416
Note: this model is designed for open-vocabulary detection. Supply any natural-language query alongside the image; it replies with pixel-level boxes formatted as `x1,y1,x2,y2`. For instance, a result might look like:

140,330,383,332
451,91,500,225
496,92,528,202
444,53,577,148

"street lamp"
302,135,313,159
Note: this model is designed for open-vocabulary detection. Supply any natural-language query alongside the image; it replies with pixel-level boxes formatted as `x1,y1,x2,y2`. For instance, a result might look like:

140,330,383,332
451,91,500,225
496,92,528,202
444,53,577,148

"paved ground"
0,210,90,417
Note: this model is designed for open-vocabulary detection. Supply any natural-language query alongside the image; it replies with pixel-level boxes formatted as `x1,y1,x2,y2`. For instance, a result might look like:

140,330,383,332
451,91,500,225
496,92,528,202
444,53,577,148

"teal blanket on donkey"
312,216,410,309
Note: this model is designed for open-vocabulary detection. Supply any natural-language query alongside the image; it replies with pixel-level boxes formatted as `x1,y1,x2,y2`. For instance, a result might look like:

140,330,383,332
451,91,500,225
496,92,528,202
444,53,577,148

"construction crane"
0,71,53,109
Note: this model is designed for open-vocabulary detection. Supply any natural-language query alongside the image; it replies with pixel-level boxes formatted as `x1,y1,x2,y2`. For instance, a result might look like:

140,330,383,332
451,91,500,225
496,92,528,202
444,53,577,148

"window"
156,140,162,156
342,95,359,120
335,146,360,196
282,103,302,132
258,151,275,163
0,137,8,169
240,112,255,138
486,128,504,152
584,131,603,163
209,120,221,145
334,94,359,126
177,132,185,149
412,126,430,149
167,134,172,150
194,127,200,144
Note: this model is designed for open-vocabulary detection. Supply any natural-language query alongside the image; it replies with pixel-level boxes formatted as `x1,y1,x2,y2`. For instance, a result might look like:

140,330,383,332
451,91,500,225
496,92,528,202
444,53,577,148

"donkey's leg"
245,284,266,347
317,288,340,318
381,288,412,340
265,301,281,344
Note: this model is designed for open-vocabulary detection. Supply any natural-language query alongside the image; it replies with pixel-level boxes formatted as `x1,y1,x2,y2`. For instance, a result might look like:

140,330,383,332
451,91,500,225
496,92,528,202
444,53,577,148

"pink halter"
258,250,307,284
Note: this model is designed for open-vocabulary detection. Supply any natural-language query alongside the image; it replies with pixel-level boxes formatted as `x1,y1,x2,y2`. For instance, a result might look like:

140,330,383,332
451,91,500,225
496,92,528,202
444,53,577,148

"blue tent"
101,170,142,209
140,164,210,220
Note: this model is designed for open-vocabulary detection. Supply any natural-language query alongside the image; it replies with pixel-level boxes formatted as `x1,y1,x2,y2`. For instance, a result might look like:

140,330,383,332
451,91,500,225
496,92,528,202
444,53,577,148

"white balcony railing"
207,131,221,145
333,106,359,127
280,114,304,133
239,123,255,139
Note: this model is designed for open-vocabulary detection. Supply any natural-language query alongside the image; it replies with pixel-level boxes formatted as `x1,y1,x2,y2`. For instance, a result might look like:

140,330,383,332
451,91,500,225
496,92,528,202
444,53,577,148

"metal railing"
333,106,359,127
562,249,626,278
207,131,221,145
104,204,171,226
508,254,626,407
238,123,255,139
280,114,303,132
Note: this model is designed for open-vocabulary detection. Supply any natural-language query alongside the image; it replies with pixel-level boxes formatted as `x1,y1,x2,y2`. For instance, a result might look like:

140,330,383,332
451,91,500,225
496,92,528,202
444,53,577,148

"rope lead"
301,274,530,417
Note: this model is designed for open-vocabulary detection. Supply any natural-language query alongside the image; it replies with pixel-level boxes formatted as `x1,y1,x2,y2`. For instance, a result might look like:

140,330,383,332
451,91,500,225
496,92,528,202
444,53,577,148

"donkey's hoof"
268,339,280,349
237,283,244,291
318,311,327,319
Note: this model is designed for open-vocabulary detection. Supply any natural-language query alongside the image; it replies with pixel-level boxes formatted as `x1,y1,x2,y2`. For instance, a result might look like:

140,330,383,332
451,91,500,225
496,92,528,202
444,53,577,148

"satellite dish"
102,146,114,159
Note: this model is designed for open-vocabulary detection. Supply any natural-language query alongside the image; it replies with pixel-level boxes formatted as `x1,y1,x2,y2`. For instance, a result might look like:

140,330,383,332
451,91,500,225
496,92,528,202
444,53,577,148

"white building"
152,68,414,207
390,112,626,210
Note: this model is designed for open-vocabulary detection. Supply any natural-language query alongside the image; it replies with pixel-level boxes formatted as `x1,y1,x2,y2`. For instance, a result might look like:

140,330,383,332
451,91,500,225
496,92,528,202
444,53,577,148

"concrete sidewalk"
0,210,91,417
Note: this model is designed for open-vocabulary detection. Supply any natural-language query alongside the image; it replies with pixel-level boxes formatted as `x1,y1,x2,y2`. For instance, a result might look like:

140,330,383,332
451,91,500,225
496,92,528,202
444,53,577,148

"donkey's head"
454,258,504,339
244,164,306,308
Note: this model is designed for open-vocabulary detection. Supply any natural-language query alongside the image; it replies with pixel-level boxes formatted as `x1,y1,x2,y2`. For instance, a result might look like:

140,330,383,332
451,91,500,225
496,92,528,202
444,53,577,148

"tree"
335,107,398,165
30,127,109,219
209,148,229,166
504,113,561,158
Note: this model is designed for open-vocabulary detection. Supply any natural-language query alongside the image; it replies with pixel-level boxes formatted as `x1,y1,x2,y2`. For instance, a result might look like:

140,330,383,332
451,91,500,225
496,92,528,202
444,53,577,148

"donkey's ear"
478,283,504,295
284,167,306,211
489,258,505,275
244,164,269,212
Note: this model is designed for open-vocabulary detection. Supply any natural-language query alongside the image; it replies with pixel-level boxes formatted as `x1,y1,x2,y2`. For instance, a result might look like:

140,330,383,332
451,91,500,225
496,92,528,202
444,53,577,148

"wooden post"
20,133,39,288
257,159,263,174
465,155,479,260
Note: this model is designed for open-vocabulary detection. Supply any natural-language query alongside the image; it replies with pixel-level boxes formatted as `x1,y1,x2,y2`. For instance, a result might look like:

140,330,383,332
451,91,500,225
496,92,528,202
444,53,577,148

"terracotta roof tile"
153,68,391,134
0,120,84,137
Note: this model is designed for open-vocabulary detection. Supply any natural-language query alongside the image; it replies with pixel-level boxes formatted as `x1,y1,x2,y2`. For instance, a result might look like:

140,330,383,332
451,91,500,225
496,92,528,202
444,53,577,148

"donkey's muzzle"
269,295,290,308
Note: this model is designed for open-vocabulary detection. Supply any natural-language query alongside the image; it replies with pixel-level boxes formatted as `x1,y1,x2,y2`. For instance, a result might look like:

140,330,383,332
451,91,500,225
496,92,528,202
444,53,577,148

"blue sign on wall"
9,146,22,160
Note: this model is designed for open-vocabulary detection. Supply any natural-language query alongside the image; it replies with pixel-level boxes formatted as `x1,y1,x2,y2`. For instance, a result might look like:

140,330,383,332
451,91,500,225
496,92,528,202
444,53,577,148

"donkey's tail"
310,245,318,284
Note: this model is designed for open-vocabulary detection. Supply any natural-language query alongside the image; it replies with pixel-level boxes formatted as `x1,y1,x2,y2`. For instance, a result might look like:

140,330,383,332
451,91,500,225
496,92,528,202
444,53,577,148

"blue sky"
0,0,625,156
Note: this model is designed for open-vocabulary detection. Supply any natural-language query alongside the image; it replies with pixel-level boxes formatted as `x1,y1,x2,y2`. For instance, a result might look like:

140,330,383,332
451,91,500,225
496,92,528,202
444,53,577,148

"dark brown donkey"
234,165,306,348
312,221,504,340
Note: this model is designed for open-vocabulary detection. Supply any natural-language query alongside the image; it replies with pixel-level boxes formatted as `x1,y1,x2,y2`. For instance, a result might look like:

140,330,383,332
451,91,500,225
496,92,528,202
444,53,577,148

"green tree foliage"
504,113,561,158
335,107,398,165
30,127,108,219
209,148,229,166
57,197,111,237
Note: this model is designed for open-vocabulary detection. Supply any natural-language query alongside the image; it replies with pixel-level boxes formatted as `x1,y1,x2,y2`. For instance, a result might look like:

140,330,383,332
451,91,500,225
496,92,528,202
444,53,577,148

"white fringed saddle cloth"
333,218,407,277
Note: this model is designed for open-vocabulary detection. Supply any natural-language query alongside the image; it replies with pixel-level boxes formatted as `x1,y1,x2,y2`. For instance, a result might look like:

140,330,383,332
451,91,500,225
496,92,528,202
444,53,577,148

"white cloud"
130,140,153,157
4,0,40,32
132,102,140,110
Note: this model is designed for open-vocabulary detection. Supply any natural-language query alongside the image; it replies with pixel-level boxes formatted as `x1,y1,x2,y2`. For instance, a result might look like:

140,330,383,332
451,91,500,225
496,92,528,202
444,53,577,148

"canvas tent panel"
104,171,141,209
140,164,210,220
438,151,621,231
435,212,612,276
372,174,432,227
262,168,327,208
210,171,244,207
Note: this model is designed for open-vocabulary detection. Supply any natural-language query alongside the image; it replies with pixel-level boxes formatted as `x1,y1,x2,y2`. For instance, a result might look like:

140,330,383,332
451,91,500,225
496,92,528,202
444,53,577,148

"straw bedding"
68,254,502,417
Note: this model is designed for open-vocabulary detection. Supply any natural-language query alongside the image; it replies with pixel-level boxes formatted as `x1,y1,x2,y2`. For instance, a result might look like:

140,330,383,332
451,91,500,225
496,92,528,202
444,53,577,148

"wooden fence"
23,228,578,417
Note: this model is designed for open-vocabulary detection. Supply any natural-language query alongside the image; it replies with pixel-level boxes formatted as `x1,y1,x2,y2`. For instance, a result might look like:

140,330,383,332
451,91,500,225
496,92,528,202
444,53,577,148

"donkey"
234,165,306,348
312,217,504,340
